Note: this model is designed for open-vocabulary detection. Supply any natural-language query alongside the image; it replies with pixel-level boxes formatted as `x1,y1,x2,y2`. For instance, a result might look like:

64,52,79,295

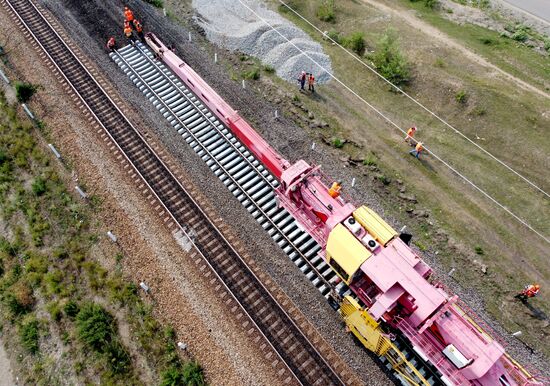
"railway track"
2,0,350,384
110,43,445,386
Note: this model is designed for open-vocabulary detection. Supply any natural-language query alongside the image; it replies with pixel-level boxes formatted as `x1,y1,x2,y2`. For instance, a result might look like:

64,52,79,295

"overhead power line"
234,0,550,244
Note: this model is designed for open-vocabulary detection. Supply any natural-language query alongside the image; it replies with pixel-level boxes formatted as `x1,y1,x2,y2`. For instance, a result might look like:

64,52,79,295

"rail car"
143,32,542,386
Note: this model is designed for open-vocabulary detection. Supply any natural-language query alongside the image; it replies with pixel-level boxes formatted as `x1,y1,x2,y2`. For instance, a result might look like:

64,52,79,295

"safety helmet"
124,6,129,10
535,284,540,290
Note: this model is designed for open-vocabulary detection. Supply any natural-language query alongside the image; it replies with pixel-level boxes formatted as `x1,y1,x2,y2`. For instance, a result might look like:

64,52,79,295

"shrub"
31,177,47,196
512,30,528,42
363,153,377,166
64,300,80,319
332,138,345,148
5,281,35,316
160,362,205,386
370,30,411,86
342,31,365,55
455,90,468,104
182,361,205,386
317,0,335,22
326,29,340,44
424,0,438,9
144,0,163,7
544,39,550,51
475,246,485,255
15,82,39,103
20,318,40,354
76,303,115,352
242,67,260,80
104,342,131,374
262,65,275,73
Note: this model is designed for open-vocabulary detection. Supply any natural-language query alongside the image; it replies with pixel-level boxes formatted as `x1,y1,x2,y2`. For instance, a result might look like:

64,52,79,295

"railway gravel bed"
37,0,549,382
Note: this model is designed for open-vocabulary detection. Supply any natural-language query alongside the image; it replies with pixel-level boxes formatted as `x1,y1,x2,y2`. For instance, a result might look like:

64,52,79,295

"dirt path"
361,0,550,100
0,340,15,386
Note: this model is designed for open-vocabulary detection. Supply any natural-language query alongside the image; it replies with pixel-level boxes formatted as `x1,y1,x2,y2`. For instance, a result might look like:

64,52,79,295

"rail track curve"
2,0,351,384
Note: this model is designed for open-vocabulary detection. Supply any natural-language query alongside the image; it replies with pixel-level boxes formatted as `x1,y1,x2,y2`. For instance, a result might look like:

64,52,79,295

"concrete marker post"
107,230,118,243
448,268,456,277
214,53,218,63
274,109,278,119
188,32,192,42
351,177,356,188
48,144,61,159
163,7,166,17
242,79,245,89
311,142,316,150
75,186,87,199
22,104,34,120
140,282,150,293
0,68,9,84
512,331,522,337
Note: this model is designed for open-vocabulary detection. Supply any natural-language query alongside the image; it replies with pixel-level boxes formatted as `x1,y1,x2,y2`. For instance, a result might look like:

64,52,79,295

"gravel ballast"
35,0,550,382
192,0,333,84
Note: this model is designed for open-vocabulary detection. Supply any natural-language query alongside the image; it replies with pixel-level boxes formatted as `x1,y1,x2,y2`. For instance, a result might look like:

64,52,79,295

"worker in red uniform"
515,284,540,301
106,37,116,51
133,19,144,40
308,73,315,93
328,181,342,199
409,142,423,159
124,6,135,26
404,126,417,144
124,22,133,41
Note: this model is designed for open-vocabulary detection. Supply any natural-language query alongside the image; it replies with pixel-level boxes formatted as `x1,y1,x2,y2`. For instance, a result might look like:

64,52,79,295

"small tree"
14,82,38,103
370,29,411,87
317,0,335,23
342,32,366,55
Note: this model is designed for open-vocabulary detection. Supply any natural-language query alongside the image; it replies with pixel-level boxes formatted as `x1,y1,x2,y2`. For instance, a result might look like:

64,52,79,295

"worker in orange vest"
106,37,116,51
409,142,423,159
133,19,144,40
328,181,342,198
308,73,315,93
124,22,133,40
404,126,417,144
124,6,134,25
515,284,540,301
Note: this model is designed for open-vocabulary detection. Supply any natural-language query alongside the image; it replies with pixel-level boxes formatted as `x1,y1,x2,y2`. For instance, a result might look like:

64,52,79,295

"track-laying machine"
144,33,543,386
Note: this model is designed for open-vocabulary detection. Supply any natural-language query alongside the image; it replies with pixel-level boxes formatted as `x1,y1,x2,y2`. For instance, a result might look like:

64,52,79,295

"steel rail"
2,0,347,384
113,43,336,296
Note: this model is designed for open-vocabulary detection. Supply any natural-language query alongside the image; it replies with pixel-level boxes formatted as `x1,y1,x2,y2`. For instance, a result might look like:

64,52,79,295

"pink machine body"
145,33,543,386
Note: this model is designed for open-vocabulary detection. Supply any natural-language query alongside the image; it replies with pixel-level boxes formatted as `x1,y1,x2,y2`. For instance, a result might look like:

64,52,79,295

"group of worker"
404,125,424,159
298,71,315,93
106,6,144,52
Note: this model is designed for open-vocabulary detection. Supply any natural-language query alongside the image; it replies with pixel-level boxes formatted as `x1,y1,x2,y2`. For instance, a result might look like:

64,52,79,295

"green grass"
0,89,206,384
398,0,550,91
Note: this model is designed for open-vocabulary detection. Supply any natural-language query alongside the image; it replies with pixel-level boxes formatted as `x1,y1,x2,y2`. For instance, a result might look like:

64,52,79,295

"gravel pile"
192,0,333,84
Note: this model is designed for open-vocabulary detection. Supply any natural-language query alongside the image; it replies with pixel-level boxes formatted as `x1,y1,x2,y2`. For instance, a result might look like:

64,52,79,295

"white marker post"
274,110,278,119
48,144,61,159
107,231,118,243
311,142,316,150
242,79,245,89
163,7,166,16
448,268,456,277
214,53,218,63
351,177,356,188
75,186,87,199
512,331,522,337
188,32,192,42
140,282,150,293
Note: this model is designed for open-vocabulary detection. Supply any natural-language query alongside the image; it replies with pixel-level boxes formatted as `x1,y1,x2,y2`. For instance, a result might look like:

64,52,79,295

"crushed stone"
192,0,333,84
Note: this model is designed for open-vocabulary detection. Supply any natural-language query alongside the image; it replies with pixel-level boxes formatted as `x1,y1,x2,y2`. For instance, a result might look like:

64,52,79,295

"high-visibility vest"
308,75,315,84
328,182,341,198
416,143,423,152
125,9,134,22
124,27,132,37
407,127,415,137
107,38,115,48
135,22,143,33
